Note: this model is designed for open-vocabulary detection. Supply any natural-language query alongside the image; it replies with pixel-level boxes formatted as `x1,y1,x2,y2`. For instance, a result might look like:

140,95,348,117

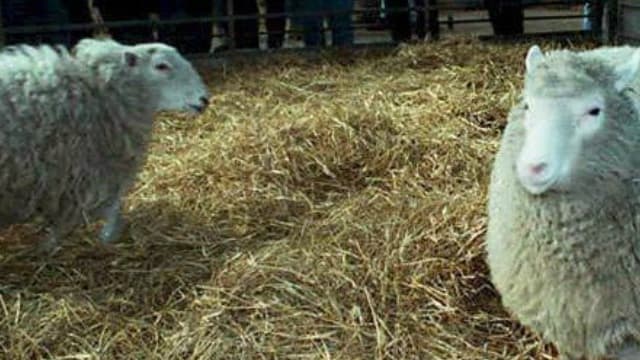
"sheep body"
487,46,640,359
0,39,210,249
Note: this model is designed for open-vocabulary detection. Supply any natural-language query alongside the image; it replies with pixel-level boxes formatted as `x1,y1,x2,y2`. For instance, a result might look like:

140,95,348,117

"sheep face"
517,90,605,195
515,45,640,195
122,44,211,114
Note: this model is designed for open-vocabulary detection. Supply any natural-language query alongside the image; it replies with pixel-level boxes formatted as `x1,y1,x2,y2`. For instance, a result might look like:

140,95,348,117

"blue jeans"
290,0,354,47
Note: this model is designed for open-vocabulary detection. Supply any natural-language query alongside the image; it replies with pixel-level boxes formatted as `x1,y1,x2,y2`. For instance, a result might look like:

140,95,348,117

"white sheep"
487,44,640,360
0,38,210,252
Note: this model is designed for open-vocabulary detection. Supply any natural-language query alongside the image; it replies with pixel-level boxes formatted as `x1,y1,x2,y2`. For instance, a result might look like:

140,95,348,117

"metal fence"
0,0,609,54
617,0,640,44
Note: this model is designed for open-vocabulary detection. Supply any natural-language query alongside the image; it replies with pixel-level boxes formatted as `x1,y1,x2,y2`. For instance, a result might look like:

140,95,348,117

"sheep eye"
587,107,601,116
523,103,529,110
155,63,171,71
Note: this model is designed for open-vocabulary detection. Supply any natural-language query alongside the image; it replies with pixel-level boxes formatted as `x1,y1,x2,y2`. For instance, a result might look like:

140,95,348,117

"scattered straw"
0,35,599,359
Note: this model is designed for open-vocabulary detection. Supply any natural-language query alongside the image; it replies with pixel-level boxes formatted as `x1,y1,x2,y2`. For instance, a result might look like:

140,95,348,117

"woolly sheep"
0,39,210,251
487,45,640,360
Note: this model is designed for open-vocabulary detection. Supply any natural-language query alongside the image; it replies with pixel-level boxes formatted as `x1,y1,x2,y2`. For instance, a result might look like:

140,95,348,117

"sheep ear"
123,51,138,67
613,49,640,91
525,45,544,75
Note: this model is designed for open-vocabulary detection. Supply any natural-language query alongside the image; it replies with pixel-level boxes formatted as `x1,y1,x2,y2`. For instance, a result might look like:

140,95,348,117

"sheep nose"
529,162,548,176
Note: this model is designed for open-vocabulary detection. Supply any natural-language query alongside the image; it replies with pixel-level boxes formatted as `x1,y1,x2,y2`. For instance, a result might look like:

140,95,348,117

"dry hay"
0,36,599,359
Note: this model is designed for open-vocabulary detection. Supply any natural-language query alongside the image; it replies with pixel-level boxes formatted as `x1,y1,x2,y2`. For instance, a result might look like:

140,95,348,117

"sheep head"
120,43,211,114
515,44,640,195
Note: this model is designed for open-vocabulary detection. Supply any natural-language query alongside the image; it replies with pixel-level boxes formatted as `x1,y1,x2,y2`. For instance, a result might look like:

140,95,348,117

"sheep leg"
37,229,62,255
98,198,126,244
38,222,75,255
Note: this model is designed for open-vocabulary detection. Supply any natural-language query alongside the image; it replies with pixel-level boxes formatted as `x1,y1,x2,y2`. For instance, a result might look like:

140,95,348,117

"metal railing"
0,0,607,54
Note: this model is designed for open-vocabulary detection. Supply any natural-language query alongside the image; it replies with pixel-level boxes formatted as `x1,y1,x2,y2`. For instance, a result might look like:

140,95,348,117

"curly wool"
0,44,154,238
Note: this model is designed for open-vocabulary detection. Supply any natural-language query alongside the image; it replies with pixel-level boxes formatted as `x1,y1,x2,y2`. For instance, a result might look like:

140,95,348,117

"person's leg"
179,1,215,53
96,1,152,44
330,0,354,46
210,0,230,52
47,0,72,45
484,0,523,36
157,0,181,50
233,0,259,49
2,0,71,46
504,0,523,35
61,0,93,45
414,0,426,39
295,0,323,47
589,0,605,36
266,0,286,48
386,0,411,42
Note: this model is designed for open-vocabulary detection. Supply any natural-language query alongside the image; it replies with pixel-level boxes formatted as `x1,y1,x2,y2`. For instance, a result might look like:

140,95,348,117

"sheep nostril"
200,96,210,106
529,162,547,176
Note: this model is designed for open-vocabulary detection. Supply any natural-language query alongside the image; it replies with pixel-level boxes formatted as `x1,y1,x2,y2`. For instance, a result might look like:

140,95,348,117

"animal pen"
0,1,635,360
0,0,617,53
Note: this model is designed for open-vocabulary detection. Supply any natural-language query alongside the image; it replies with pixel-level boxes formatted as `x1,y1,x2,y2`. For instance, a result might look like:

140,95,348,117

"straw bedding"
0,36,598,359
